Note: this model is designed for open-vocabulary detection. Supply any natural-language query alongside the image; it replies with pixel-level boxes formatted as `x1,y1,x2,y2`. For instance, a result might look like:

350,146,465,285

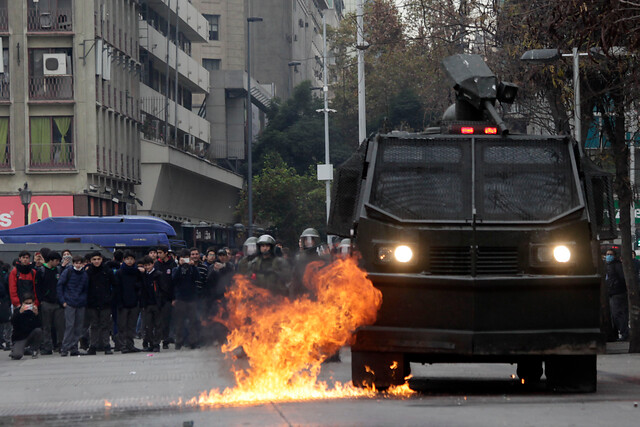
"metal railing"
29,142,74,169
0,81,9,100
27,8,73,32
29,76,74,101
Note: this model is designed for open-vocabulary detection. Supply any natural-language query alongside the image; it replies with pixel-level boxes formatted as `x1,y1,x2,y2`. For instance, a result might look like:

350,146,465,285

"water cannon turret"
442,54,518,135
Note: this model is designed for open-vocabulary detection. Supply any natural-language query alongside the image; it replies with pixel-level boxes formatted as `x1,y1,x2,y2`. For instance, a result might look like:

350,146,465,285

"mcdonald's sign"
0,195,74,229
29,201,53,223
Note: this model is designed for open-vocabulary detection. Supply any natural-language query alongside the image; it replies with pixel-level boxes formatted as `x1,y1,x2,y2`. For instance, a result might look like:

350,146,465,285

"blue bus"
0,216,180,250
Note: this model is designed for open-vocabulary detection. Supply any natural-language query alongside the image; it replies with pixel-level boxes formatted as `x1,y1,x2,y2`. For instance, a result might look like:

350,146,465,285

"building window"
204,14,219,41
0,47,9,100
0,117,9,169
28,48,74,100
29,116,74,169
202,58,221,72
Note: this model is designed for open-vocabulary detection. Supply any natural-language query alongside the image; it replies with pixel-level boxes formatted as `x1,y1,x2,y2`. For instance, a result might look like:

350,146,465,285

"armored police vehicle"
329,54,616,392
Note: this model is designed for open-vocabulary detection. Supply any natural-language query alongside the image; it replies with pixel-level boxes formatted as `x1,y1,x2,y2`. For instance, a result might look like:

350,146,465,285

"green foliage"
254,81,349,175
235,153,326,248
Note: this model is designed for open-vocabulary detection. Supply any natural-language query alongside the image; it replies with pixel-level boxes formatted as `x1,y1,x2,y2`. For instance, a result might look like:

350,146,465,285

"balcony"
29,76,74,101
140,83,210,145
0,80,9,101
140,21,209,93
27,8,73,32
29,142,74,170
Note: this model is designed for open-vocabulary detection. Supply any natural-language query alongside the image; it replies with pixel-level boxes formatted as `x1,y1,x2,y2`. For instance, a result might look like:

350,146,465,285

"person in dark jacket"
85,252,116,354
8,251,38,308
140,256,164,352
106,249,124,340
57,255,89,356
0,260,11,351
154,245,175,349
171,249,200,349
9,293,42,360
605,248,629,341
35,251,64,354
114,251,143,353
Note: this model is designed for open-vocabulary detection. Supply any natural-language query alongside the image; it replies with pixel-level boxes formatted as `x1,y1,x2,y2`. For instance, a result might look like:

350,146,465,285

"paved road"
0,342,639,426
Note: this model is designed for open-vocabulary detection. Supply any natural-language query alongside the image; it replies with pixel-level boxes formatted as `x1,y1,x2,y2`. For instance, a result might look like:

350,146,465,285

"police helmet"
300,228,321,249
243,236,258,256
339,238,351,255
256,234,276,247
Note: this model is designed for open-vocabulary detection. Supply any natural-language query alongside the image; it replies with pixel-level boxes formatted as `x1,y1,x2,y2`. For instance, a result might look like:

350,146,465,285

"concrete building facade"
135,0,245,247
247,0,343,101
0,0,141,230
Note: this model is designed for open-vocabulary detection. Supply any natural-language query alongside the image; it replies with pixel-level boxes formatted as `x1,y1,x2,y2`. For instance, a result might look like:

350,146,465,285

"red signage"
0,195,75,229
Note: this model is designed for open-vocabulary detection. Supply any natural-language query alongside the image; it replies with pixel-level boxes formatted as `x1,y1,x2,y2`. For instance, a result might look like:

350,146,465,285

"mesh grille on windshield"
370,136,579,222
370,138,472,220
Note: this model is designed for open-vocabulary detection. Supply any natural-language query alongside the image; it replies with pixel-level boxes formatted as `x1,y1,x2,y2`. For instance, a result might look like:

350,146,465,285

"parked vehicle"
0,216,176,250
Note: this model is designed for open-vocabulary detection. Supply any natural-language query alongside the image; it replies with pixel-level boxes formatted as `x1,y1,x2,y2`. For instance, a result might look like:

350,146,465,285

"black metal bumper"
353,273,605,359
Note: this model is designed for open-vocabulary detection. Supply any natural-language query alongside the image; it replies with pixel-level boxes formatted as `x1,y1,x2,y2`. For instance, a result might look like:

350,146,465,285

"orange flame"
183,257,413,407
104,400,112,408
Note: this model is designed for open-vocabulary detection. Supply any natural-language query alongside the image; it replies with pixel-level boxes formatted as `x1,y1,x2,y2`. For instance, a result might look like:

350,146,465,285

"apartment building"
0,0,141,230
247,0,343,100
135,0,244,241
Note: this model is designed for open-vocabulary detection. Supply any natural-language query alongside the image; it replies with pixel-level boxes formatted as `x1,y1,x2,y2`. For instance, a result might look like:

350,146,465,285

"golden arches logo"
28,202,52,224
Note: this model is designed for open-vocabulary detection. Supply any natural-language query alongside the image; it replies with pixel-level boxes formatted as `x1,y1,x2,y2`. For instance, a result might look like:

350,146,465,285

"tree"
253,81,349,176
538,0,640,353
235,153,326,248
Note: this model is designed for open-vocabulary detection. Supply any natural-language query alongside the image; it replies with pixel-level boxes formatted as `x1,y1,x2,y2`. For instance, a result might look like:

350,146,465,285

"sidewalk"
606,340,630,354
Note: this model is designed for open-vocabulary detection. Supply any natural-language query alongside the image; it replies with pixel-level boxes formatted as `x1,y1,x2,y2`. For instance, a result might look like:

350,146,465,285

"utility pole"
356,0,366,144
316,13,335,240
247,17,263,236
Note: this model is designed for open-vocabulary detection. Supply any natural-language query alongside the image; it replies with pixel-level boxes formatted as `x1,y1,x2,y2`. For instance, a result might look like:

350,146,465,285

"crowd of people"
0,228,351,361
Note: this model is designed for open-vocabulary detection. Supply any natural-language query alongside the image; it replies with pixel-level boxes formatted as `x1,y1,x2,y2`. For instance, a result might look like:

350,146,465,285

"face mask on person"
605,255,615,263
73,266,84,271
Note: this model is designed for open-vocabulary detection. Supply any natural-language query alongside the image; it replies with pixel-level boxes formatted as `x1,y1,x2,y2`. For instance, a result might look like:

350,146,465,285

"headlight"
531,242,575,266
394,245,413,263
378,247,393,262
553,245,571,263
377,245,415,264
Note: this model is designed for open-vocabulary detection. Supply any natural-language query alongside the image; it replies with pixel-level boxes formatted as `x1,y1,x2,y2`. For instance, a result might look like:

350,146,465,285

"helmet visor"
245,243,257,256
302,236,317,249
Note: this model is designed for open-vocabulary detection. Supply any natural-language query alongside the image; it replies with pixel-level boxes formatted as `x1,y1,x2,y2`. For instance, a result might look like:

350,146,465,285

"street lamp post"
315,13,335,241
247,16,263,237
356,0,367,144
18,182,32,226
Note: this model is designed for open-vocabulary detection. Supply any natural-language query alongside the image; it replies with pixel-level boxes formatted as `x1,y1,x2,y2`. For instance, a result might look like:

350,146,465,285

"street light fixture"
247,16,263,238
287,61,301,96
18,182,32,226
521,47,589,145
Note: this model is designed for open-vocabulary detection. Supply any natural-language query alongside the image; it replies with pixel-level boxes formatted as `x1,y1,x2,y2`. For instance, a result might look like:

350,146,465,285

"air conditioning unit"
42,53,67,75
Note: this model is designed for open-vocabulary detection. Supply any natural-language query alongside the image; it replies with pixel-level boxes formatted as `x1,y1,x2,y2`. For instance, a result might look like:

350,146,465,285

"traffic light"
635,229,640,248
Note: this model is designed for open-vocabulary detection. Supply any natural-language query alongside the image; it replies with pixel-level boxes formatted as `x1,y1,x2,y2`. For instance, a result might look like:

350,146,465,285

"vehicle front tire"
351,351,409,390
545,355,597,393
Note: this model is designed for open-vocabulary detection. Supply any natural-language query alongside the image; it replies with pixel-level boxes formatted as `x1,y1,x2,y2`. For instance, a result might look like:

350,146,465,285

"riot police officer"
247,235,291,296
237,236,258,275
291,228,331,298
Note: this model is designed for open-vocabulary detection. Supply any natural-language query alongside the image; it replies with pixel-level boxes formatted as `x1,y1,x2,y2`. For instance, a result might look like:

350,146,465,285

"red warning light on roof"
484,127,498,134
461,127,474,134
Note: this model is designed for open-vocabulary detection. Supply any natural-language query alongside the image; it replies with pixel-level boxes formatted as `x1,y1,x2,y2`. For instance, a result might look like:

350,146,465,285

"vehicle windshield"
370,136,581,222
